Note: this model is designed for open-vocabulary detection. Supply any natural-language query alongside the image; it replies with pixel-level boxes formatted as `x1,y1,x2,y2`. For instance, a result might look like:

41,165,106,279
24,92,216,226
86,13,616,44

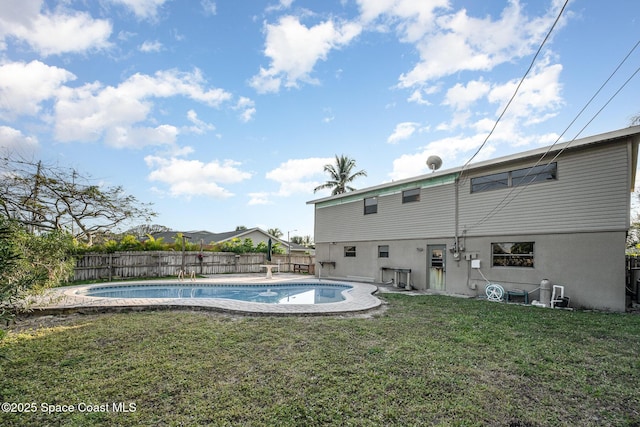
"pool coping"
27,274,382,316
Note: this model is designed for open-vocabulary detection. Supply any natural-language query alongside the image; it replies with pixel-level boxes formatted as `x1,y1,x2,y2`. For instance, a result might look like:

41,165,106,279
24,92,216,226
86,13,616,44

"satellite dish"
426,155,442,172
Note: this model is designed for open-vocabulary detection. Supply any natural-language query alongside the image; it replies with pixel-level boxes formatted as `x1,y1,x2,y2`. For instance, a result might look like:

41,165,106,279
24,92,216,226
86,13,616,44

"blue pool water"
77,283,352,305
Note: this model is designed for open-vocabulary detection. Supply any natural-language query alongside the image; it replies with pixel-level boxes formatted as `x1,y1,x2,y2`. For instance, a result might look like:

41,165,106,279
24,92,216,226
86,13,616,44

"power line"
458,0,569,184
468,49,640,230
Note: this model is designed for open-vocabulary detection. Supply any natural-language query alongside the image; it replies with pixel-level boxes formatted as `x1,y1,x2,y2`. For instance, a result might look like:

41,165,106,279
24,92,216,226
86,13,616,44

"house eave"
307,125,640,205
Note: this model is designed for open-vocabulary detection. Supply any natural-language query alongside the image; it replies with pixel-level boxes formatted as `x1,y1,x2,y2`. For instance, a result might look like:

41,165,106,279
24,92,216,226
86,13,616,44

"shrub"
0,217,75,328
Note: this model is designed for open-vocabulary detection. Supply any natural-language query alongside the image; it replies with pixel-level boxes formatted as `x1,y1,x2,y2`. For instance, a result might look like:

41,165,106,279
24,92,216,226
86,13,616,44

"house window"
364,197,378,215
471,172,508,193
402,188,420,203
378,245,389,258
344,246,356,257
511,163,557,187
471,163,557,193
492,242,534,268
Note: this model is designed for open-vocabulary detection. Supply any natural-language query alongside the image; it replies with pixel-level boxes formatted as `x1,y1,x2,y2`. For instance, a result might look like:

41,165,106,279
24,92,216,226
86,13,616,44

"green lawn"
1,294,639,426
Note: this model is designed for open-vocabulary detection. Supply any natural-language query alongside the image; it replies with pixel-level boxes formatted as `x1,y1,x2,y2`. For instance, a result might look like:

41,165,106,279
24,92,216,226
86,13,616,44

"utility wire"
469,39,640,229
458,0,569,185
469,58,640,229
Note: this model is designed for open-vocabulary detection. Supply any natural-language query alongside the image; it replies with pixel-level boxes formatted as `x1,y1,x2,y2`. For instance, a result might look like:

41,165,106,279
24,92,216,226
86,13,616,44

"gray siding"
316,141,632,243
315,182,455,243
459,142,631,236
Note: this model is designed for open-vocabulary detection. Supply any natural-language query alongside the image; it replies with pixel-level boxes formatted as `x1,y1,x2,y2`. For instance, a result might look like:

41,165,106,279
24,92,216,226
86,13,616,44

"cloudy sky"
1,0,639,239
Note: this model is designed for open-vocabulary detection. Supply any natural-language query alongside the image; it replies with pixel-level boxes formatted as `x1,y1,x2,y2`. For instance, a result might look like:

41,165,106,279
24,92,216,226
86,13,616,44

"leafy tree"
628,187,640,253
256,241,285,254
125,224,171,238
216,238,251,254
235,225,247,231
0,217,76,327
314,154,367,195
211,238,285,254
118,235,143,251
170,233,200,252
0,220,26,328
290,235,314,249
0,157,156,246
142,234,167,251
627,222,640,253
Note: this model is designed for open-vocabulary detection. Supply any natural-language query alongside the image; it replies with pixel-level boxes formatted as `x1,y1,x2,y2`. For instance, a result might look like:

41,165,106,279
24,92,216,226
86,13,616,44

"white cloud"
117,30,137,41
355,0,568,149
393,1,566,88
234,97,256,122
185,110,215,134
54,68,232,147
0,126,38,154
139,40,163,52
487,58,563,122
389,117,564,181
145,156,252,198
201,0,217,16
0,60,241,151
265,157,333,196
443,58,563,141
322,108,335,123
105,124,179,149
443,80,491,111
250,16,362,93
0,60,75,118
248,192,272,205
240,108,256,123
109,0,169,20
357,0,449,42
122,69,232,106
407,89,432,105
432,56,563,143
387,121,420,144
0,0,112,56
436,111,472,132
266,0,295,13
247,156,335,205
389,134,489,180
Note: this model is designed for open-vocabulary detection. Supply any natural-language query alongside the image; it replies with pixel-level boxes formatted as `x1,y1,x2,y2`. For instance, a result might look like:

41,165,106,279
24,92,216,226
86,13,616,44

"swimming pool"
76,283,352,305
37,276,381,315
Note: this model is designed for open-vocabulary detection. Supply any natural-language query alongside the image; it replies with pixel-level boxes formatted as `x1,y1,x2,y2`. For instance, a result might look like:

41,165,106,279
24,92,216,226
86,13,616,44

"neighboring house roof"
148,230,219,244
307,126,640,206
148,227,267,243
147,227,310,252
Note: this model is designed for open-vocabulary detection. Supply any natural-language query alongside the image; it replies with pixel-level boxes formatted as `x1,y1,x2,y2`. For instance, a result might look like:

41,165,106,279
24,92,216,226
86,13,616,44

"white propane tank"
540,279,551,307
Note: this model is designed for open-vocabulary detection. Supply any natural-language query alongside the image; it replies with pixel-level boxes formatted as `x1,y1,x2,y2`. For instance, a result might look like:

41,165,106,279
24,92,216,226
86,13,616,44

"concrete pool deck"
28,274,382,316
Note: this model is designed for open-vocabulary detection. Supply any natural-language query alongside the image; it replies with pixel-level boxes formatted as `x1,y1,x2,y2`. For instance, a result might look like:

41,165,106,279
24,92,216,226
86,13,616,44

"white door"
428,245,446,291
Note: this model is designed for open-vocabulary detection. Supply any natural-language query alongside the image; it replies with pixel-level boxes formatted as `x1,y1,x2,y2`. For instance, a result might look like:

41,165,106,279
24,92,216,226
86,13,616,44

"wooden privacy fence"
74,251,316,282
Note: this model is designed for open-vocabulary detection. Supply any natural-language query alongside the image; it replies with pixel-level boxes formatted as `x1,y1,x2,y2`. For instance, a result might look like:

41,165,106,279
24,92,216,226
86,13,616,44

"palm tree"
314,155,367,195
267,228,283,238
